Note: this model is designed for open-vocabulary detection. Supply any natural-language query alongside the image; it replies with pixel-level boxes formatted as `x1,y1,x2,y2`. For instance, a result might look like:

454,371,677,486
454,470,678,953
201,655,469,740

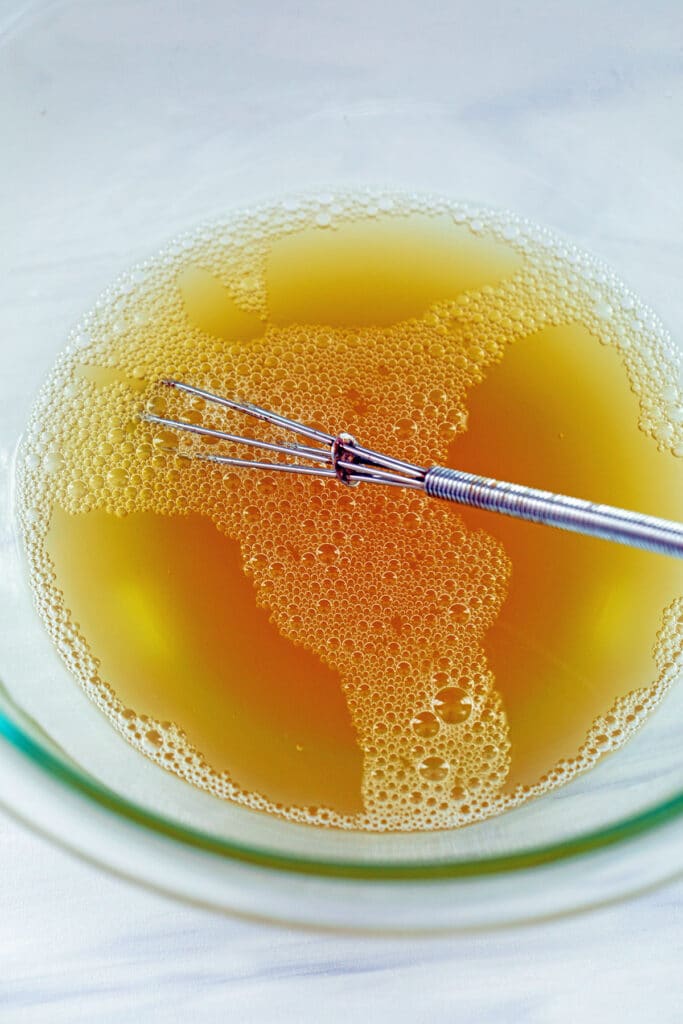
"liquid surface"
18,191,683,830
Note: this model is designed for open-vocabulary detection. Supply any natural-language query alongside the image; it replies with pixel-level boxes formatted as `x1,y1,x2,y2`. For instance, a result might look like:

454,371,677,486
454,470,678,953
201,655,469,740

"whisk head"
139,379,683,560
136,378,683,561
141,379,427,490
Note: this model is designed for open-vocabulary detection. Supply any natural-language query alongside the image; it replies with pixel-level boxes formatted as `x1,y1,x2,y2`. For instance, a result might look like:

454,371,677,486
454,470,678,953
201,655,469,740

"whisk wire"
141,412,332,464
141,379,683,559
161,379,336,446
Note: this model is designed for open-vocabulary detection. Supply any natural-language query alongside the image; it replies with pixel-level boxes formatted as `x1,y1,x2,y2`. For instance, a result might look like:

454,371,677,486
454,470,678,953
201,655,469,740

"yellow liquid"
19,192,683,830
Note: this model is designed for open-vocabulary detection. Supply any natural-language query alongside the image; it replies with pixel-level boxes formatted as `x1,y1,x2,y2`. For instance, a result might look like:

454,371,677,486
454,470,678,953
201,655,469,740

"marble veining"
2,815,683,1023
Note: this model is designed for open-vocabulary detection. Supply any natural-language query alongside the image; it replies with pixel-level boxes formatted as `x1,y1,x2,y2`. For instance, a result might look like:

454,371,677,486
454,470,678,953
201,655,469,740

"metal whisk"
142,379,683,559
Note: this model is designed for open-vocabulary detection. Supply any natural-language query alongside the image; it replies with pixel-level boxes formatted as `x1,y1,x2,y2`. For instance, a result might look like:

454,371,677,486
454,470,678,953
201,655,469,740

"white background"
3,814,683,1022
2,0,683,1019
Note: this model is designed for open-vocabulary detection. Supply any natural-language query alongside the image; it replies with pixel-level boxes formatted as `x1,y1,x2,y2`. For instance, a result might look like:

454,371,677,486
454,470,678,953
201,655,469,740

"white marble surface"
2,0,683,1018
2,811,683,1023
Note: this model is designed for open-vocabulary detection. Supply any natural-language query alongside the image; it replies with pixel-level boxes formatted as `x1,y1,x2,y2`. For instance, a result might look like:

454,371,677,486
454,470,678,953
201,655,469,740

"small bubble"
655,422,674,443
106,468,128,488
316,542,339,564
44,451,63,474
66,479,87,499
336,493,356,511
394,417,416,440
143,729,163,753
434,686,471,724
438,421,458,442
418,756,449,781
449,603,471,623
152,429,178,450
411,711,440,738
257,477,278,495
594,301,613,320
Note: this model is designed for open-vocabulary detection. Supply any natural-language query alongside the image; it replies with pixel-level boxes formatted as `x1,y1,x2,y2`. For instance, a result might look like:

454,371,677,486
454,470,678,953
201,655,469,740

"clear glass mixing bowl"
1,0,682,931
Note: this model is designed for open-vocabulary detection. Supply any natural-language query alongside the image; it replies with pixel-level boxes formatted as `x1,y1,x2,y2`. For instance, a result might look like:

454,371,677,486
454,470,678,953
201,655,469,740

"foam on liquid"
17,191,683,830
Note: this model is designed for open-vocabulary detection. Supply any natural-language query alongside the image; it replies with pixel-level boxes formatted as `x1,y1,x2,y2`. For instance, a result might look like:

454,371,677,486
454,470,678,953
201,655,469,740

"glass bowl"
1,0,682,932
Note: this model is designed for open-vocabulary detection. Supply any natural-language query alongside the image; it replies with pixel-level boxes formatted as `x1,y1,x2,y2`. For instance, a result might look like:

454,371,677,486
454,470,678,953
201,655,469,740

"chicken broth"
18,192,683,830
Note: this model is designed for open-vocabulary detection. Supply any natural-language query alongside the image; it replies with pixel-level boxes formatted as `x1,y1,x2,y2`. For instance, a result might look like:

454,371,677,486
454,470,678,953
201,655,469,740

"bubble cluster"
16,189,683,831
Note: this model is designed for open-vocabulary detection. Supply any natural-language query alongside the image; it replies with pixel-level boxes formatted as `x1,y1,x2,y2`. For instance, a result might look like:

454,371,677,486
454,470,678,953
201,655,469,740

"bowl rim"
2,0,683,931
2,186,683,884
3,710,683,881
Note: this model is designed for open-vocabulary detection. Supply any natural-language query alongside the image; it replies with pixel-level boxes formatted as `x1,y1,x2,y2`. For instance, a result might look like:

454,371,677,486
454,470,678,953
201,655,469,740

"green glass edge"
1,713,682,880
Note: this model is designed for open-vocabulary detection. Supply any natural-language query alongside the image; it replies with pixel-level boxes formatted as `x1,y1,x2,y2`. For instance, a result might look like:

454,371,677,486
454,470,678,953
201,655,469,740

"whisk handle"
424,466,683,558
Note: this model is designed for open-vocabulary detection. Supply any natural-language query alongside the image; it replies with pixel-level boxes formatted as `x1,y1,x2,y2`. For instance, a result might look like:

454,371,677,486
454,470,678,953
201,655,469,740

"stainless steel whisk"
142,379,683,559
